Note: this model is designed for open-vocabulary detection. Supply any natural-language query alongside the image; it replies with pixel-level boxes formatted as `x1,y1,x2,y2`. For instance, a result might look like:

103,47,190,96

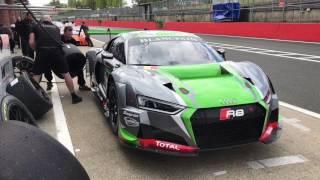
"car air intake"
191,103,266,149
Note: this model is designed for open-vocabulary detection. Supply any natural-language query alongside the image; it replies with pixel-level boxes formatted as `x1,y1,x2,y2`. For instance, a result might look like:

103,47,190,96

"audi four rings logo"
220,108,245,121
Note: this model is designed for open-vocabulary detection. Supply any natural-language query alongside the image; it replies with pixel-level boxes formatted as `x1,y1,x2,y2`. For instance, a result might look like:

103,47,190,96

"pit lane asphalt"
37,36,320,180
92,34,320,113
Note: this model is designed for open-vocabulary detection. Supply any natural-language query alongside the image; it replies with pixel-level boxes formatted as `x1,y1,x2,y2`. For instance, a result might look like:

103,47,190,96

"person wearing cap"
29,15,82,104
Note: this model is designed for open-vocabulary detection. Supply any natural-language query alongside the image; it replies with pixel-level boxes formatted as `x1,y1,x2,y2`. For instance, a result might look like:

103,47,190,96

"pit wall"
76,19,320,42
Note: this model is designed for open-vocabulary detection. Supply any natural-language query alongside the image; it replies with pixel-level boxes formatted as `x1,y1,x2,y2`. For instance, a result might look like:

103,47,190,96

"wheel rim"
14,59,34,76
108,87,118,129
9,104,31,123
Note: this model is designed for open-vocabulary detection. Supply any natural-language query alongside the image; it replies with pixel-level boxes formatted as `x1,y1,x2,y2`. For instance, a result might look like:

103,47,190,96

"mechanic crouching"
45,26,91,91
29,15,82,104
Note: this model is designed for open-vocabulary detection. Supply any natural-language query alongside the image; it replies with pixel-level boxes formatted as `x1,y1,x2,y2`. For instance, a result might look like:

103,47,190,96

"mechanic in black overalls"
29,15,82,104
45,26,90,91
16,12,35,58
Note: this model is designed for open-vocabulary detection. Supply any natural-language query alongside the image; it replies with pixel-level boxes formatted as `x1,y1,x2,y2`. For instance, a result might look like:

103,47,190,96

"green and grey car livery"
86,30,281,156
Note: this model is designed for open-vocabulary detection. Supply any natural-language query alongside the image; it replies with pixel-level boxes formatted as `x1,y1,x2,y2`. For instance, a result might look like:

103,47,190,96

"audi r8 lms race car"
86,30,282,156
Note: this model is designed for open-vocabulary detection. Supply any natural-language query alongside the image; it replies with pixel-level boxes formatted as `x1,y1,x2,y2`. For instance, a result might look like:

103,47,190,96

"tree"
68,0,125,9
48,0,67,8
68,0,77,7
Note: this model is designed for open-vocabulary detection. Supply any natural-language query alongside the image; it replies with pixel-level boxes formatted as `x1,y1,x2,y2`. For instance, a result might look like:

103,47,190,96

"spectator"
79,21,93,47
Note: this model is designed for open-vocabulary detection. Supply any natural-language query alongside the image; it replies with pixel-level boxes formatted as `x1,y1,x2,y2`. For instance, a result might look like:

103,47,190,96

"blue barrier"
213,3,240,22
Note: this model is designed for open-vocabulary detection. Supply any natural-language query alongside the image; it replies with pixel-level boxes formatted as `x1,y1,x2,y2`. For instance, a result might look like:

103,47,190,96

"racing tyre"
0,121,90,180
107,82,119,135
0,96,37,126
12,56,34,75
7,72,52,119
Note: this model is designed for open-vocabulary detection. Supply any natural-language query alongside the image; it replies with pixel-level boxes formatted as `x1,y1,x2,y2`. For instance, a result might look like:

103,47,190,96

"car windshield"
128,40,223,66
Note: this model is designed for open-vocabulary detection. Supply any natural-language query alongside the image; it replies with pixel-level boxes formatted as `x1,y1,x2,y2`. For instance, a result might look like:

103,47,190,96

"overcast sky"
29,0,132,6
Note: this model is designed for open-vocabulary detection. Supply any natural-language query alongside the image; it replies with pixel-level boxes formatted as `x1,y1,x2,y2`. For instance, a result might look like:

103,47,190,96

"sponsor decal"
155,141,180,151
139,36,199,44
220,108,244,121
139,139,199,153
123,111,140,127
10,78,18,87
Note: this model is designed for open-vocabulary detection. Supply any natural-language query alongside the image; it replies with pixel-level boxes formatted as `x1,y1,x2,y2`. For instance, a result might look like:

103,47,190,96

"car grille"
191,103,266,149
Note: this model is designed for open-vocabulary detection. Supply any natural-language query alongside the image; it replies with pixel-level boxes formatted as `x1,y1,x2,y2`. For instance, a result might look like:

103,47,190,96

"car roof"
120,30,201,40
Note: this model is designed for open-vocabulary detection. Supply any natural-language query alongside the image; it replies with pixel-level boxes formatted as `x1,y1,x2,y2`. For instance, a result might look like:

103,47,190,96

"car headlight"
137,95,185,114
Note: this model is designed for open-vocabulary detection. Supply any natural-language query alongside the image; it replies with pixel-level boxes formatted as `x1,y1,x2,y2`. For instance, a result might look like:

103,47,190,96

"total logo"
155,141,180,151
220,108,244,121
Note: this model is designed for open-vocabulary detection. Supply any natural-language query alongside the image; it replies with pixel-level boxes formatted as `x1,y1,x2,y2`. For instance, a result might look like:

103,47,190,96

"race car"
86,30,281,156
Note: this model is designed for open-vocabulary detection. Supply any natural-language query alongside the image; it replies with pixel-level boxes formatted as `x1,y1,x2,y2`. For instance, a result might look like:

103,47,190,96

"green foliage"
134,0,159,4
48,0,67,7
68,0,125,8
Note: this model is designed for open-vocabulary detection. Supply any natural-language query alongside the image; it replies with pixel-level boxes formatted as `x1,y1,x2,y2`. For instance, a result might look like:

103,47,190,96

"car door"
101,37,125,90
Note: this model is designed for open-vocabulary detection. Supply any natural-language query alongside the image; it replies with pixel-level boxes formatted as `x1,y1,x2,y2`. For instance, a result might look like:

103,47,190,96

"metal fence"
57,0,320,22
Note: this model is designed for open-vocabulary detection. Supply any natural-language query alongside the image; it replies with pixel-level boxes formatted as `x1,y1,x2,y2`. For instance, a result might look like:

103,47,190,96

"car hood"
116,62,263,108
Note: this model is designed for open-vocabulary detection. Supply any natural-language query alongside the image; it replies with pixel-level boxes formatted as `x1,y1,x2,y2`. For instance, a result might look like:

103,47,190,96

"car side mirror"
217,48,226,60
101,51,113,59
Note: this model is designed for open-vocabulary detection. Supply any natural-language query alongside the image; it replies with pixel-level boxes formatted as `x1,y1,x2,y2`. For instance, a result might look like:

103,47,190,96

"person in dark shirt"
29,15,82,104
61,26,77,45
16,12,35,58
79,22,93,47
0,36,2,52
45,26,90,91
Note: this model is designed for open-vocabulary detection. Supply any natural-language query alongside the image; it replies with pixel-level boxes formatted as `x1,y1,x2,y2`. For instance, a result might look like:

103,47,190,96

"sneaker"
79,85,91,91
72,94,82,104
47,82,53,91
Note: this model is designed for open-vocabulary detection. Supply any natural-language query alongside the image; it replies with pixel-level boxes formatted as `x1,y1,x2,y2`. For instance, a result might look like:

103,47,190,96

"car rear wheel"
107,82,119,135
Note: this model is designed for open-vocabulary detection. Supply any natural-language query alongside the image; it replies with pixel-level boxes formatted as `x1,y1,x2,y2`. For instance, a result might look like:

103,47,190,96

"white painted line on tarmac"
91,38,105,46
213,171,227,176
282,117,311,132
208,42,320,63
51,76,75,155
247,161,265,169
198,33,320,45
280,101,320,119
248,155,308,169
